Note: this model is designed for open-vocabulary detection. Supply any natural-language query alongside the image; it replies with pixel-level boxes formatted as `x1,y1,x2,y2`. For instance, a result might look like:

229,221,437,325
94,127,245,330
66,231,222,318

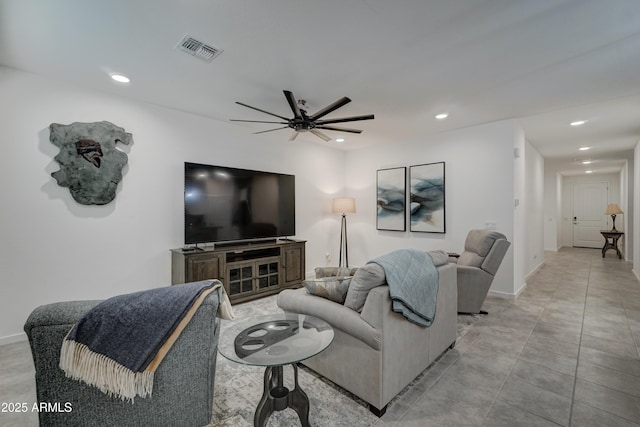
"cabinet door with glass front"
255,257,281,294
226,260,255,299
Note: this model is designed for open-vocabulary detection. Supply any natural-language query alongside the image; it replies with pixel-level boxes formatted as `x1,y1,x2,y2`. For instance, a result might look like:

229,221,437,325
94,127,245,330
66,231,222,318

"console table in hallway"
600,230,624,259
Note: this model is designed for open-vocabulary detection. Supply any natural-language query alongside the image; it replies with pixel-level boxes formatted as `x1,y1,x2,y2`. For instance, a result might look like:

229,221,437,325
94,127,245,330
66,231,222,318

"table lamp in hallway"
605,204,623,231
332,197,356,267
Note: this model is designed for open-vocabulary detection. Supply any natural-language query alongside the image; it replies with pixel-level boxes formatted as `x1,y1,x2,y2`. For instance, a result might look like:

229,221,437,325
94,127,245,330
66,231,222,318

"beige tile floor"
1,247,639,426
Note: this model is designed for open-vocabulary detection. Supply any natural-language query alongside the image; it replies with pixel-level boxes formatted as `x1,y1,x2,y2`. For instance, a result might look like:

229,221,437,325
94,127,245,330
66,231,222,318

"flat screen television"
184,162,295,245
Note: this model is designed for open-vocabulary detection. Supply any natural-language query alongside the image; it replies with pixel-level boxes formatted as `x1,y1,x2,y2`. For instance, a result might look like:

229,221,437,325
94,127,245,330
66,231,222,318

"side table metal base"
601,231,623,259
255,364,309,427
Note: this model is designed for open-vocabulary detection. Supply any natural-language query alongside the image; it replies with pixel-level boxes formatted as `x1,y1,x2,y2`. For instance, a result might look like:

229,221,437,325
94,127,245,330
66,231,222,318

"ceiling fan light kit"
231,90,374,142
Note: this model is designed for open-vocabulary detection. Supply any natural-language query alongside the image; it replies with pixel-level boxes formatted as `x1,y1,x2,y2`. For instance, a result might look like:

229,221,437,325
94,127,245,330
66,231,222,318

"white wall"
634,141,640,279
524,139,545,279
0,67,345,343
343,119,524,297
543,166,562,251
621,159,634,261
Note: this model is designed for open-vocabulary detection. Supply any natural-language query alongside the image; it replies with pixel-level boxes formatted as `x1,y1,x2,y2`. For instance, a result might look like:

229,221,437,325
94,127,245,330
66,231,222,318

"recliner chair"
452,229,511,314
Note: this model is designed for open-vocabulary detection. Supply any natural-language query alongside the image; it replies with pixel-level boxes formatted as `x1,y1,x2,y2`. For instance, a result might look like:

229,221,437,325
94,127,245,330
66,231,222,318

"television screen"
184,162,295,245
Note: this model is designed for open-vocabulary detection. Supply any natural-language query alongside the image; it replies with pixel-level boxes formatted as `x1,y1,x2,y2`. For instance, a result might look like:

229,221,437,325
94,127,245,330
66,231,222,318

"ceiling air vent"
177,35,223,62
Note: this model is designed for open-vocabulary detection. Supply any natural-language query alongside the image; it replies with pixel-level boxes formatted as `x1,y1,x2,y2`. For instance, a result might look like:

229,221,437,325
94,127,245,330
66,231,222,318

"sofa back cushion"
344,263,386,312
458,230,507,268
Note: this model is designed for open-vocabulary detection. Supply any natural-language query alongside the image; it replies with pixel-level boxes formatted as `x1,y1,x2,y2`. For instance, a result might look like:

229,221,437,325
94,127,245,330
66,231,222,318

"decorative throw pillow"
427,250,449,266
314,266,359,279
304,277,352,303
344,263,386,312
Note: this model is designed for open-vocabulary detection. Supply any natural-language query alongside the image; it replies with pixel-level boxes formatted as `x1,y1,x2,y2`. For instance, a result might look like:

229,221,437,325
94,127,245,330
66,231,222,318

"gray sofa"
23,289,222,427
277,257,457,416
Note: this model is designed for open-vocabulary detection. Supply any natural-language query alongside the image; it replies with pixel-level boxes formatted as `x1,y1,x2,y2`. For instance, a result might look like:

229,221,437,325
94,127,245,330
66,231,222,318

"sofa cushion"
304,277,352,303
457,251,484,267
314,266,358,279
427,250,449,266
464,230,506,257
344,263,386,312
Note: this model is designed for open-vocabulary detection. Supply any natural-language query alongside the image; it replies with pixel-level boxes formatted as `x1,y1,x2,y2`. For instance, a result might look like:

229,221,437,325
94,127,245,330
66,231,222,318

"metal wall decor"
410,162,446,233
49,121,133,205
376,167,406,231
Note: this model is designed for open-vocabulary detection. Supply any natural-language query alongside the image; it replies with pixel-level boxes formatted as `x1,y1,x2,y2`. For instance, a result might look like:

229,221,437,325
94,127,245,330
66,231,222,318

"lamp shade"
332,197,356,214
605,204,623,215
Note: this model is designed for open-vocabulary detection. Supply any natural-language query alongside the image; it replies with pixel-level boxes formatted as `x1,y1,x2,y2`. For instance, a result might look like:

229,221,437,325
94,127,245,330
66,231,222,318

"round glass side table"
218,312,334,427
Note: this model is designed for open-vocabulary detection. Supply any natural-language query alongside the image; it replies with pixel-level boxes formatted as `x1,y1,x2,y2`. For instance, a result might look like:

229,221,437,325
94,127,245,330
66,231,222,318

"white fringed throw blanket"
60,280,234,401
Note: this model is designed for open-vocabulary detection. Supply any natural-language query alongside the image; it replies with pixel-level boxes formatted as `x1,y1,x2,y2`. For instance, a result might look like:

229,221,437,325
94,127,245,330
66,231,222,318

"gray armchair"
23,289,222,427
452,229,511,314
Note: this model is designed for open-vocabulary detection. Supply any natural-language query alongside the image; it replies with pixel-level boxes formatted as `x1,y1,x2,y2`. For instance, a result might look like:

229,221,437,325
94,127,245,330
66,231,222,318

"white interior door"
572,182,608,248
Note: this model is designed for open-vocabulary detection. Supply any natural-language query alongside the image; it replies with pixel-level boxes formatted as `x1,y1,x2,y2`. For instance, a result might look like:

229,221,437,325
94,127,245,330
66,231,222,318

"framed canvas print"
376,167,406,231
410,162,445,233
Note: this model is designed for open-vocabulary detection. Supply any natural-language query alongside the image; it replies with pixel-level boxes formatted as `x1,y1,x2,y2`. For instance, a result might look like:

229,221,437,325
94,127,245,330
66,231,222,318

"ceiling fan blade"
310,129,332,142
283,90,303,119
235,101,290,121
315,125,363,134
230,119,288,124
289,131,299,141
315,114,375,125
309,97,351,121
253,126,289,135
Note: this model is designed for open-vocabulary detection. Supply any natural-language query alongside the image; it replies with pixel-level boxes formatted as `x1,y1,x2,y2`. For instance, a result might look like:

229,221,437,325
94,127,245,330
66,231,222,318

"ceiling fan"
231,90,374,142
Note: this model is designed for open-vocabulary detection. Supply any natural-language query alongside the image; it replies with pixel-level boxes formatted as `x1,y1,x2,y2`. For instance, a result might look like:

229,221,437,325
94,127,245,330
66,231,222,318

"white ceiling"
2,0,640,175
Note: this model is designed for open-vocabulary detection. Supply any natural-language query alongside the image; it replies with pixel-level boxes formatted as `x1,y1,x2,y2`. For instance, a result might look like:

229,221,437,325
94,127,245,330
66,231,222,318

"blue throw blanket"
370,249,439,327
60,280,228,401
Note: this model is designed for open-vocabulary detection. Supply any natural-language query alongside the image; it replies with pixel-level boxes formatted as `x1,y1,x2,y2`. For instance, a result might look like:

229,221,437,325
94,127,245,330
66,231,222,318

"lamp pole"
339,212,348,267
332,197,356,268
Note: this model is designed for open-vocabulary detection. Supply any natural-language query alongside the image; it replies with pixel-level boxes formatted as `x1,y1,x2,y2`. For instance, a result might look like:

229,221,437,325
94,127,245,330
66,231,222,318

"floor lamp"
332,198,356,268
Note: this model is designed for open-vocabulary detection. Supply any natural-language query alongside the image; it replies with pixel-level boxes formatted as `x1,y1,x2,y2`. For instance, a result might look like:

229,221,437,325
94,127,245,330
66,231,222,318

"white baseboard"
488,282,528,301
0,332,27,346
526,261,545,281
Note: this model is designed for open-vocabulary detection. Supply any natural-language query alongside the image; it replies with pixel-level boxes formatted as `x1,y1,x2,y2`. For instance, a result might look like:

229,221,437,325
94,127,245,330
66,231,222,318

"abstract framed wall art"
376,167,406,231
410,162,445,233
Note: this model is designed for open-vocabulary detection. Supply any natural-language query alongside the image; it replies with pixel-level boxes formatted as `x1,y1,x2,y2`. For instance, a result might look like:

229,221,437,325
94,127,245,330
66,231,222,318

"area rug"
209,295,482,426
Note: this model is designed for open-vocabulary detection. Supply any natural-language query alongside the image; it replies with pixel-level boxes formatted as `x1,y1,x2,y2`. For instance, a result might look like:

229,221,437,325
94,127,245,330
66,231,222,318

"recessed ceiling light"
110,73,130,83
585,170,593,174
581,160,592,165
336,138,345,143
570,120,587,126
435,113,449,120
579,146,590,151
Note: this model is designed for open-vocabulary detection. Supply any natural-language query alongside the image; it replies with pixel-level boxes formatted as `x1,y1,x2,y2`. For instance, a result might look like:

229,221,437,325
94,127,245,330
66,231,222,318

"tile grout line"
478,288,548,426
384,347,462,427
566,254,591,427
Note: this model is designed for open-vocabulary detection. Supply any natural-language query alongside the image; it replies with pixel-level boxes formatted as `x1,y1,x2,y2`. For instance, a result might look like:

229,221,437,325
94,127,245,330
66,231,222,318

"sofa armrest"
277,288,382,350
457,265,493,287
24,300,102,337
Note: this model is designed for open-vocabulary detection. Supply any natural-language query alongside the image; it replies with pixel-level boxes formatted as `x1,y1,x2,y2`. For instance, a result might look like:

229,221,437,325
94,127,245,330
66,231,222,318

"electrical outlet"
485,221,496,230
325,253,331,264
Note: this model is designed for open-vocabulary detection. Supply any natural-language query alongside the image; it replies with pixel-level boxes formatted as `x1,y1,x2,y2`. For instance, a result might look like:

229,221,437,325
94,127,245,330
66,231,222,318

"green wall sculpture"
50,121,133,205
